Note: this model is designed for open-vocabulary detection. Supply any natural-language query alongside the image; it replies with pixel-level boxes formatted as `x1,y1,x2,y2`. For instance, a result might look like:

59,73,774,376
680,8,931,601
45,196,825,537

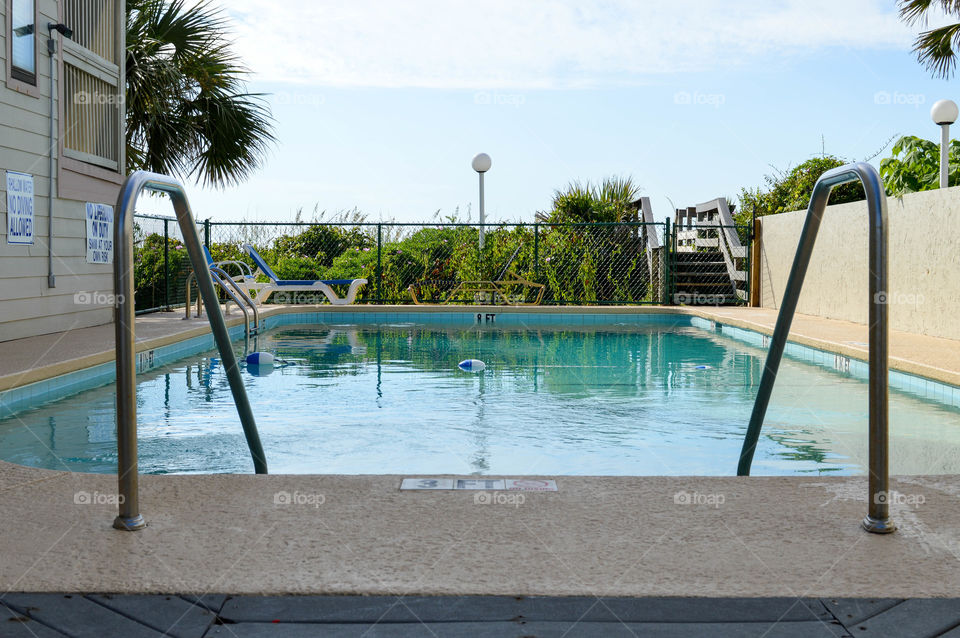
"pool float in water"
458,359,486,372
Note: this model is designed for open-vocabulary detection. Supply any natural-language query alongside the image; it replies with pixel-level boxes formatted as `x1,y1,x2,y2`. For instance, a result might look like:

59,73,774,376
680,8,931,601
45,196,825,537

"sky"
143,0,958,224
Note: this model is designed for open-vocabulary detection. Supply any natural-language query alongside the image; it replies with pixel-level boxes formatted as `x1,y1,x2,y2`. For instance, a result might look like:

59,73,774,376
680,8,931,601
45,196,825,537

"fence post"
664,219,672,305
204,219,210,250
163,218,170,311
534,223,540,279
376,223,383,304
751,217,762,307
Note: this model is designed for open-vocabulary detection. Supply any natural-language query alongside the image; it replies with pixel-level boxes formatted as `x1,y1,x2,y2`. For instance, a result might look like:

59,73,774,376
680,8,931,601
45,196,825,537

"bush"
736,155,866,227
879,134,960,196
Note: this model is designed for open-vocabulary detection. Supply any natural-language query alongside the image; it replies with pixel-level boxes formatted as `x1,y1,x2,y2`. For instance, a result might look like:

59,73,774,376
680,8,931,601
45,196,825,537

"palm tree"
125,0,276,187
900,0,960,78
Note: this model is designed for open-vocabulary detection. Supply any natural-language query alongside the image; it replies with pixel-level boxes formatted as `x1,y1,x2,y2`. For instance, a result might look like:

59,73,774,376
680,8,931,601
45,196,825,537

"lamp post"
472,153,491,249
931,99,958,189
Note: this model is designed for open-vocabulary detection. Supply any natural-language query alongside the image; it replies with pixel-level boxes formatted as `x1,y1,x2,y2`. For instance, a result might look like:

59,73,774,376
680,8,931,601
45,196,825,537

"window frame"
5,0,40,96
56,0,126,203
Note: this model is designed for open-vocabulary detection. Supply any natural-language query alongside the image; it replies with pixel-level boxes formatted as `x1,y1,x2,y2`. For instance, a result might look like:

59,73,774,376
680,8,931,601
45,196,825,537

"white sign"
85,203,114,264
400,478,455,491
6,171,34,245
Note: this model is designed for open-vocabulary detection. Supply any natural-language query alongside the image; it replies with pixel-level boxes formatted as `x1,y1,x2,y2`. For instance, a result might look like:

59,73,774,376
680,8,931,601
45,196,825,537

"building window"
60,0,122,172
10,0,37,84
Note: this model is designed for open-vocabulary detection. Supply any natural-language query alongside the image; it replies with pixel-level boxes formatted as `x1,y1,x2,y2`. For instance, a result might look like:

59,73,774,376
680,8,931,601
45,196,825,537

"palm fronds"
899,0,960,78
126,0,276,187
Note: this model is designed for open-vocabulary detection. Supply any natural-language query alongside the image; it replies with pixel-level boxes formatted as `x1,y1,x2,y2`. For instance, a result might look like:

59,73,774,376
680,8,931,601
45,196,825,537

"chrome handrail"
113,171,268,532
184,266,262,346
736,162,893,534
209,269,251,353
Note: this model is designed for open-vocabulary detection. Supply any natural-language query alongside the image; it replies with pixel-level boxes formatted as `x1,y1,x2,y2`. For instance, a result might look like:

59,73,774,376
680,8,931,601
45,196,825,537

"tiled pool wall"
1,311,958,419
690,316,960,410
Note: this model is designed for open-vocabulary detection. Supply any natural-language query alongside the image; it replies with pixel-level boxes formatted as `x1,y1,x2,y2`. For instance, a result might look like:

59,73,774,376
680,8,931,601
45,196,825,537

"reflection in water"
0,322,958,476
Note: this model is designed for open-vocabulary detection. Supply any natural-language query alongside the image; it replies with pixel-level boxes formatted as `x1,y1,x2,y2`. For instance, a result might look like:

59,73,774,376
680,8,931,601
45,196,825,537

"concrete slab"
1,469,960,598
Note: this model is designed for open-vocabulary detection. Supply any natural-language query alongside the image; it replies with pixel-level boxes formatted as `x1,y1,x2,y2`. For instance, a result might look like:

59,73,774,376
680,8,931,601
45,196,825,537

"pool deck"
1,305,960,619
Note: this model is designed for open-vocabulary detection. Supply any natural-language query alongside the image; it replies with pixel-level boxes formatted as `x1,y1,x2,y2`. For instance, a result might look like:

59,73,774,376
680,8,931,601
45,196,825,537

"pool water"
2,321,959,476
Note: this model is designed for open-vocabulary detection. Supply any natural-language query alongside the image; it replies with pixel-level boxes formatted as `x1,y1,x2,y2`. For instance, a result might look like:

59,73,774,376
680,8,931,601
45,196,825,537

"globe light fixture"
472,153,491,248
931,99,958,189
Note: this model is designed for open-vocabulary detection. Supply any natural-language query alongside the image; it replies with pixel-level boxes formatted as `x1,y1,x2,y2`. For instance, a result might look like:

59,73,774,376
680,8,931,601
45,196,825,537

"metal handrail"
736,162,893,534
186,268,253,353
184,266,262,350
113,171,268,532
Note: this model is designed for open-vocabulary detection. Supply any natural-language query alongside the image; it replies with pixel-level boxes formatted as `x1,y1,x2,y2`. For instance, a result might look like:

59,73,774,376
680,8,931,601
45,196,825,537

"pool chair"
408,243,545,306
242,244,368,306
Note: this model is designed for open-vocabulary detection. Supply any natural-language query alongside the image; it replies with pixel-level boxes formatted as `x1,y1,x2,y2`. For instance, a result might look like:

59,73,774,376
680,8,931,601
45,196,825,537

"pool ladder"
184,267,262,354
112,172,268,532
737,162,894,534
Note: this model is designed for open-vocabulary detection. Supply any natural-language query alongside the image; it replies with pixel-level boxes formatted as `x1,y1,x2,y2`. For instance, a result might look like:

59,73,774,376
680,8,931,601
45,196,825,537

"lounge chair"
408,243,545,306
242,244,367,306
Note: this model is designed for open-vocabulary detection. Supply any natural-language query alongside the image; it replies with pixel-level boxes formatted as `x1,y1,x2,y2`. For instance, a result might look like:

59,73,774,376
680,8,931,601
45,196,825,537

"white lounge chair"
242,244,367,306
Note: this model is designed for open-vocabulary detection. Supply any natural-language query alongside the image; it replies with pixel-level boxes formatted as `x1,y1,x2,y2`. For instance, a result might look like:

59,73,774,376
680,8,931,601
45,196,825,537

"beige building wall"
1,0,124,343
758,186,960,341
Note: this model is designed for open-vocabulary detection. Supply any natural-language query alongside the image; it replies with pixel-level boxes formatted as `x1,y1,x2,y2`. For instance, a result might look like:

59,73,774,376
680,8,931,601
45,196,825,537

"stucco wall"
758,186,960,341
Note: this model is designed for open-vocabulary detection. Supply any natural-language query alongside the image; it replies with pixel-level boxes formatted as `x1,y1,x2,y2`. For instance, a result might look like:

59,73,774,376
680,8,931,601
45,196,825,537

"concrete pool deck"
2,468,960,598
1,305,960,603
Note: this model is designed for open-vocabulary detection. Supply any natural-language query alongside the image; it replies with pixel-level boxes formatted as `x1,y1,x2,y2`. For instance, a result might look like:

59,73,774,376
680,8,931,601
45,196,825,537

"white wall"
758,186,960,341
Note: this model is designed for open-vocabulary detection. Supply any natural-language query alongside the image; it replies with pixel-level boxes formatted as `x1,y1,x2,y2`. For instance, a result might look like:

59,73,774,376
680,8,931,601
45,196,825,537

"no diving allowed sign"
400,478,558,492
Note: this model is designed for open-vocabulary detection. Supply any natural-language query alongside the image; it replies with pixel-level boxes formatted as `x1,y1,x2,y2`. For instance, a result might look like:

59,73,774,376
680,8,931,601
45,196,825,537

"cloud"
221,0,919,89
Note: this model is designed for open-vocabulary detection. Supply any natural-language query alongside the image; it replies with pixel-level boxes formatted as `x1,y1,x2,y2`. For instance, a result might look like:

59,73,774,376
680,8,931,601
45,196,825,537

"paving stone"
219,596,516,623
820,598,904,626
87,594,216,638
0,601,67,638
849,599,960,637
0,594,164,638
220,595,833,623
179,594,228,613
518,596,835,622
935,621,960,636
205,620,847,638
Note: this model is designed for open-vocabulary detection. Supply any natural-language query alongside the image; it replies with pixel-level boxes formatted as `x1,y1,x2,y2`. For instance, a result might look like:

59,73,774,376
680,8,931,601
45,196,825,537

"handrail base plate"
862,515,896,534
113,515,147,531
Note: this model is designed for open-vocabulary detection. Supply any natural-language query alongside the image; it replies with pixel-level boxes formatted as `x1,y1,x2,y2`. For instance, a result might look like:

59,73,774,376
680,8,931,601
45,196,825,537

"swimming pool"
2,313,959,476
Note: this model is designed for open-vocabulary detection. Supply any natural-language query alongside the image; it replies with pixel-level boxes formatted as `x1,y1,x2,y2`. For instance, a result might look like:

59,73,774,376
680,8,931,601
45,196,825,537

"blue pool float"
458,359,486,372
246,352,275,366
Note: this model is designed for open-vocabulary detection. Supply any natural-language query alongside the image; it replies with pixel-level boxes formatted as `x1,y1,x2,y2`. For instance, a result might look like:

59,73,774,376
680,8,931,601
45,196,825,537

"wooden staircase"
672,199,749,306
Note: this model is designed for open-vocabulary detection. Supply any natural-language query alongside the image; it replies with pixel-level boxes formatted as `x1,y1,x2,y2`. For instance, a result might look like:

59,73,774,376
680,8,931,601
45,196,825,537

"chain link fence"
668,220,752,306
132,214,195,314
132,216,755,312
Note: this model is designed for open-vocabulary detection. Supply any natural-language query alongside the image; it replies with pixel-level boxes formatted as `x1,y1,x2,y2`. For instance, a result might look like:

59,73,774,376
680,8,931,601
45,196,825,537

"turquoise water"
2,320,960,476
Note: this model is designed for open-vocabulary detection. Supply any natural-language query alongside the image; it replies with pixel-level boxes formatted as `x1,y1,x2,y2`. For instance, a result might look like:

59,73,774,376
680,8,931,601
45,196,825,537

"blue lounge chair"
242,244,367,306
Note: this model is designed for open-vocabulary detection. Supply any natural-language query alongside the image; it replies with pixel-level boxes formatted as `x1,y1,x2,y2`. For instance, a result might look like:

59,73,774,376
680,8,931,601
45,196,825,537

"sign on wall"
6,171,34,245
85,203,114,264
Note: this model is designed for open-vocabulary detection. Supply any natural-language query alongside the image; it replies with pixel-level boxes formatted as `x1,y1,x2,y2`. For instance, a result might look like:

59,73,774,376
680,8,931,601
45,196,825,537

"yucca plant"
547,175,641,223
125,0,276,187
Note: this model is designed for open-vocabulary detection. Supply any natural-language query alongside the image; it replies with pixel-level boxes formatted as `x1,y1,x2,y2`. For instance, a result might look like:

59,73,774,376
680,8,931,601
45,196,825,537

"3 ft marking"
476,313,496,324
